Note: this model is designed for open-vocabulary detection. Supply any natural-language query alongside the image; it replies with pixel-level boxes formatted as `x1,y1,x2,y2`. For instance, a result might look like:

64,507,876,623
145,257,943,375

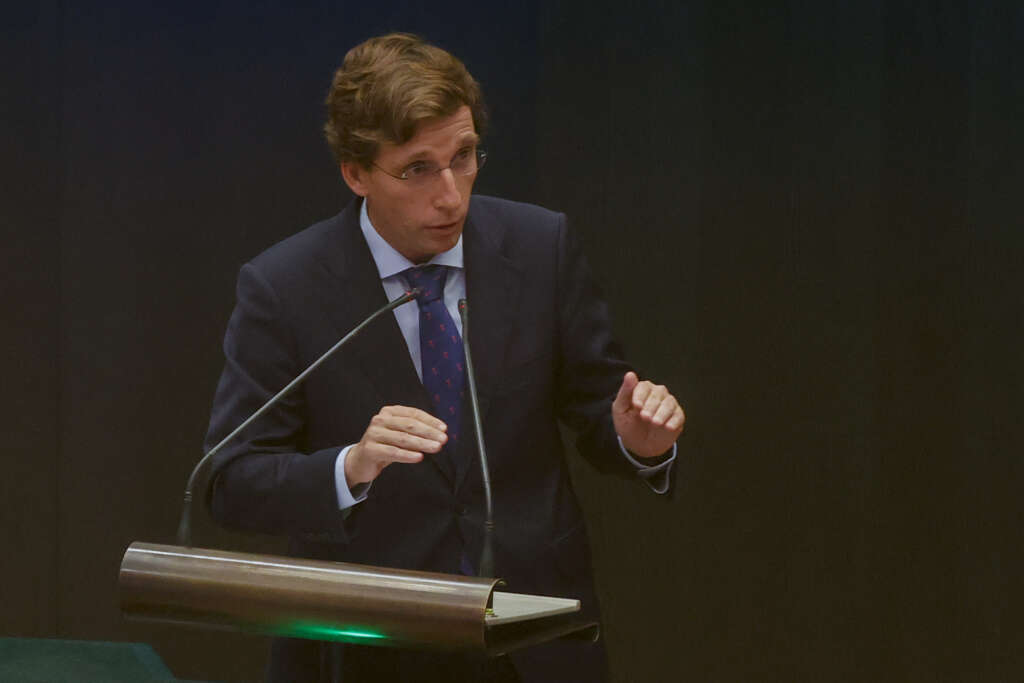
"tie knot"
403,265,448,303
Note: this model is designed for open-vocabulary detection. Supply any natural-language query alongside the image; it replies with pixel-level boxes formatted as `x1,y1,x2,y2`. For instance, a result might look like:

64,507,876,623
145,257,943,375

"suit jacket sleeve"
550,212,643,478
204,261,349,537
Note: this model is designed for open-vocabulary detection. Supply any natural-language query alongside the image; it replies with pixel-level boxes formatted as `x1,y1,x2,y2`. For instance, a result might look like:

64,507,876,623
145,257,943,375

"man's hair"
324,33,487,168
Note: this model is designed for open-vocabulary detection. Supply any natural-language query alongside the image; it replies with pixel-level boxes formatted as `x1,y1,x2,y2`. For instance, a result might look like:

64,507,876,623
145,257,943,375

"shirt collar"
359,198,464,279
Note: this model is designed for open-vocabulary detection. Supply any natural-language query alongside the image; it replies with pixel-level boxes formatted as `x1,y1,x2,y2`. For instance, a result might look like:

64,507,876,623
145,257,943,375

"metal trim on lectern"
120,542,502,650
120,542,598,654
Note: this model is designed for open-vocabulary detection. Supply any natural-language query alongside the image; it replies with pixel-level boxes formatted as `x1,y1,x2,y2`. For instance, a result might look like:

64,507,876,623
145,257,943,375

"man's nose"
433,168,462,210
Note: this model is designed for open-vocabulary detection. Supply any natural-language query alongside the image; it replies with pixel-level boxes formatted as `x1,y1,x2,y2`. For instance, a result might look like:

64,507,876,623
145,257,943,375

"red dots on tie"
439,323,445,331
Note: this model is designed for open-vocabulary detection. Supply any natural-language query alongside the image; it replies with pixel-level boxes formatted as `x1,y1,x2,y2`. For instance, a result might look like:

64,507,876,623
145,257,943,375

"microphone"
457,298,495,578
177,289,420,547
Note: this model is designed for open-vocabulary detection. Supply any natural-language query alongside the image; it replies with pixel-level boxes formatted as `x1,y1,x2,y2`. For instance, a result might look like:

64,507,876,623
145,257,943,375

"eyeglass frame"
372,147,487,184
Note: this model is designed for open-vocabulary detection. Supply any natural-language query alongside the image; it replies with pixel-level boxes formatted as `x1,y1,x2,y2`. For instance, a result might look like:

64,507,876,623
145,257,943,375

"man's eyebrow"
398,151,432,165
397,134,481,165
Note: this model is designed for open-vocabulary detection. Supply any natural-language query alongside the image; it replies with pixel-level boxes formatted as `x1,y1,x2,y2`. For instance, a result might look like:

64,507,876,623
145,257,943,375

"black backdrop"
3,2,1021,681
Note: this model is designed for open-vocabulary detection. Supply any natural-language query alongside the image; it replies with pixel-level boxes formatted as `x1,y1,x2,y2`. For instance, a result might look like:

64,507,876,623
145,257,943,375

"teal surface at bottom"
0,638,178,683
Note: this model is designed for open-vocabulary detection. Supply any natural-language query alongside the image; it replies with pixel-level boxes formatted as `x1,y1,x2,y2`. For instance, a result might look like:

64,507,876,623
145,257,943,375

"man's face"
342,106,479,264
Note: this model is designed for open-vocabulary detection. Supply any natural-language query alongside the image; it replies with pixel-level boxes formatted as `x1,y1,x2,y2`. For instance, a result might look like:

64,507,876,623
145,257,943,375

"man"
205,33,684,682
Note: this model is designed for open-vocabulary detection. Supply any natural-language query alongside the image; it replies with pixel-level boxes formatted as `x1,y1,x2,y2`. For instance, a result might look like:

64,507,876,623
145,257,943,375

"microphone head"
406,287,422,300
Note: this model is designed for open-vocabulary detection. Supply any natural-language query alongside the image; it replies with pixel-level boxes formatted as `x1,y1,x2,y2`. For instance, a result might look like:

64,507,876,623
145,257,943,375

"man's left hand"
612,371,685,459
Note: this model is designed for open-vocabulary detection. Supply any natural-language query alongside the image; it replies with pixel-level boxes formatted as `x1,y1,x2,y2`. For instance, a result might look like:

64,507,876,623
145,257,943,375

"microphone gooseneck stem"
177,289,420,547
458,299,495,578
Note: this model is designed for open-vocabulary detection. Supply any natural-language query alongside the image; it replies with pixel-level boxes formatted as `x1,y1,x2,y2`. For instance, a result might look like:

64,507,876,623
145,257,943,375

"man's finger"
380,405,448,432
372,428,445,454
381,446,426,464
666,406,686,432
380,417,448,444
650,394,678,426
612,371,639,413
363,442,425,464
640,384,666,417
373,409,448,441
631,380,653,411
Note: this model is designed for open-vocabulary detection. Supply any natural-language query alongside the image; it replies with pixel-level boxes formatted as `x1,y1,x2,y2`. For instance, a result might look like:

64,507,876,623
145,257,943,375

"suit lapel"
456,203,523,489
317,200,456,483
313,198,523,488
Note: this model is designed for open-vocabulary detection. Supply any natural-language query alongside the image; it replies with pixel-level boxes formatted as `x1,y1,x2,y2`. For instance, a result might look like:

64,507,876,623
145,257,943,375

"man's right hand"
345,405,447,486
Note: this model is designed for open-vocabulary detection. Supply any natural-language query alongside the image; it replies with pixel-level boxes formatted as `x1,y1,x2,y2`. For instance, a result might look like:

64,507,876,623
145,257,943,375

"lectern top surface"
485,591,580,626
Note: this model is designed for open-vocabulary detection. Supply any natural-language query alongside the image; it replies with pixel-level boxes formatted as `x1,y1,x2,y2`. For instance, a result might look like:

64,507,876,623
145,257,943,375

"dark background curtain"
3,1,1020,681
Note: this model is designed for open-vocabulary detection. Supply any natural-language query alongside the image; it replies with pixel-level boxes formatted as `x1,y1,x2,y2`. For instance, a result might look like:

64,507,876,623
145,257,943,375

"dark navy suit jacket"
206,195,644,682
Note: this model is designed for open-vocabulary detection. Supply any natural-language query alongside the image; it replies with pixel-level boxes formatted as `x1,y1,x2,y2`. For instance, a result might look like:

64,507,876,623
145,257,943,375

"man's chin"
406,231,461,264
425,224,463,248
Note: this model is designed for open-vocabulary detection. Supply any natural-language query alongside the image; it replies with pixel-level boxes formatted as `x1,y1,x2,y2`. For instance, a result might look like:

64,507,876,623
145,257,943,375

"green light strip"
278,621,389,642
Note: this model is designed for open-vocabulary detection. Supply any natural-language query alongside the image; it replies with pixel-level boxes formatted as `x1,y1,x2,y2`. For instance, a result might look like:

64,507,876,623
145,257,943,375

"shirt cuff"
335,445,371,509
617,436,676,495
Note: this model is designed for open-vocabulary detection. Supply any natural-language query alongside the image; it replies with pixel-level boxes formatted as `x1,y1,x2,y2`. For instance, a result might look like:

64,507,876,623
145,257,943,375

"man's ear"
340,161,369,197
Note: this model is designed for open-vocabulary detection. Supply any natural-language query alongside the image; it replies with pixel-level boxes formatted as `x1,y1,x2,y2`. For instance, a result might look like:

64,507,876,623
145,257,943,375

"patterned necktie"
402,265,466,461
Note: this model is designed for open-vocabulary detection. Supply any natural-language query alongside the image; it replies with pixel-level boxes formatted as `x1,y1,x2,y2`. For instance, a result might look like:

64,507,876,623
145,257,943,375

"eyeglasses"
373,148,487,187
